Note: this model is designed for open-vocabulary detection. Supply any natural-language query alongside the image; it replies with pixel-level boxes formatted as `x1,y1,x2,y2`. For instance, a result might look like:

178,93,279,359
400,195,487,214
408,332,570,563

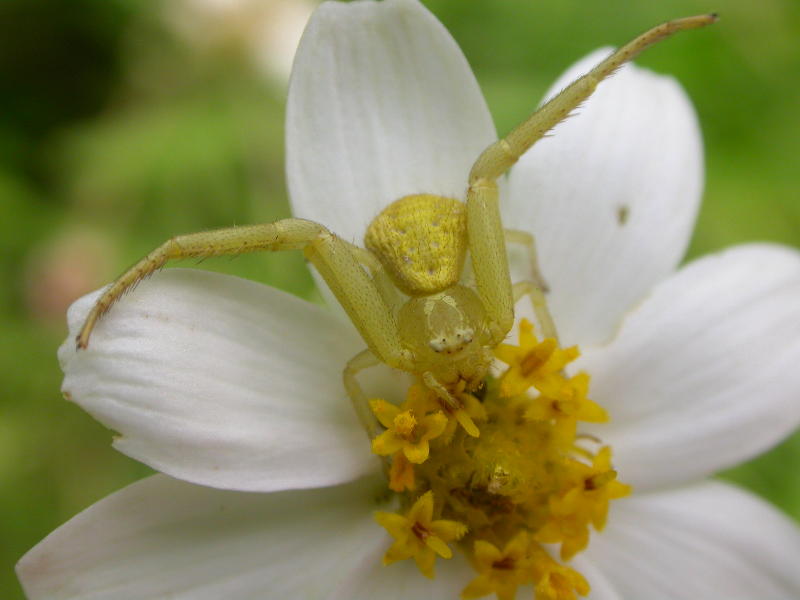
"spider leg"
344,348,383,438
504,229,548,293
77,219,413,375
505,229,559,342
347,244,403,314
513,281,558,343
466,14,716,345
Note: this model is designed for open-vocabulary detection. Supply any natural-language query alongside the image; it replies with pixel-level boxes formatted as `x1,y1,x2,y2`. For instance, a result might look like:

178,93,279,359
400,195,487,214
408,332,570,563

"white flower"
17,0,800,598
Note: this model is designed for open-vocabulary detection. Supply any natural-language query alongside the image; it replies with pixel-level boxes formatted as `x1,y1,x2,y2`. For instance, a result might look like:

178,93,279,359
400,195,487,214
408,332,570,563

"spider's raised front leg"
76,219,412,369
466,14,717,346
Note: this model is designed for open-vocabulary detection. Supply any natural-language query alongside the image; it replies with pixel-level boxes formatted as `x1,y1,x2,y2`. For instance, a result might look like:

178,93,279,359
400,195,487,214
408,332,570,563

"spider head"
397,285,488,370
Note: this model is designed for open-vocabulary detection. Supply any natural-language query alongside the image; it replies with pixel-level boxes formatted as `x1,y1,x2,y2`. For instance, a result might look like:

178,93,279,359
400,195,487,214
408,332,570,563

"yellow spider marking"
365,194,467,295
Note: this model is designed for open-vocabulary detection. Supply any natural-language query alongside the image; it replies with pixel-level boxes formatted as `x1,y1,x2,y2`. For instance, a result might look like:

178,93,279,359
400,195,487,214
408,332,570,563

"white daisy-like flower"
17,0,800,599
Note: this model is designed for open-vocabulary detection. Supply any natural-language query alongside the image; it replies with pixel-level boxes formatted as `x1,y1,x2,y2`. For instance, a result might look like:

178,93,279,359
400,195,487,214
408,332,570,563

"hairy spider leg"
77,220,409,359
464,14,717,346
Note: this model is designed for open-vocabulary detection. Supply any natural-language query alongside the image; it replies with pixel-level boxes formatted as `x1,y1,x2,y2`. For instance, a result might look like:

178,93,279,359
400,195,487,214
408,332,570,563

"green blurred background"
1,0,798,597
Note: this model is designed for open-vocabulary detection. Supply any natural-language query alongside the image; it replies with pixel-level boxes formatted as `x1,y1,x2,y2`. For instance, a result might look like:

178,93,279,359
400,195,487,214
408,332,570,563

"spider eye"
429,338,447,353
428,328,474,354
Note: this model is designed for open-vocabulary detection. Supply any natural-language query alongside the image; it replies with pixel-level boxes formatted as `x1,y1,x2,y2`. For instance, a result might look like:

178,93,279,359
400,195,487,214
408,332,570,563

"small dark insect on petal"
617,204,630,226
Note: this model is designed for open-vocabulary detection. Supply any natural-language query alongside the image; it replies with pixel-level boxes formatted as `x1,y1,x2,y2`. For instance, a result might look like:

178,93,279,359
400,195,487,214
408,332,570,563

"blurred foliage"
1,0,798,598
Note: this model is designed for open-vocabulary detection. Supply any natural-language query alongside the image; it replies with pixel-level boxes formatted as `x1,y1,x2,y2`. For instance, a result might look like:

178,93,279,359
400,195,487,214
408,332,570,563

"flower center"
393,411,417,438
372,319,631,600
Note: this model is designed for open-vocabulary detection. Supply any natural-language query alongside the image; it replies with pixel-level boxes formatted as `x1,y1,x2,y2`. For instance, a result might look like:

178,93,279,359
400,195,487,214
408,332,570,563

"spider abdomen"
365,194,467,296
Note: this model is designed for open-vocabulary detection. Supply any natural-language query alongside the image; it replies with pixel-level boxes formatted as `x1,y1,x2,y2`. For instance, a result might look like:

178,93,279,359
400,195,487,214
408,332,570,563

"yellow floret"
530,546,590,600
461,531,533,600
369,398,448,464
375,491,468,578
495,319,579,397
526,373,607,424
536,447,632,560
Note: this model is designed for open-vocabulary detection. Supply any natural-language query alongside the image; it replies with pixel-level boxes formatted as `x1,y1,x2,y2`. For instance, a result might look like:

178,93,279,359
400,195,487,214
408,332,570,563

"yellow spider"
76,14,716,438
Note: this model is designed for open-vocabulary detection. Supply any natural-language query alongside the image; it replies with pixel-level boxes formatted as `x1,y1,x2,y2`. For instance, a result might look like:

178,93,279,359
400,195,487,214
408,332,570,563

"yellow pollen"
394,411,417,438
371,319,630,599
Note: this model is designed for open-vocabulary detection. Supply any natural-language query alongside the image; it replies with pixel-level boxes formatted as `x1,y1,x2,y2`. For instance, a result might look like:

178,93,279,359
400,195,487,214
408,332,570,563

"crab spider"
76,14,717,436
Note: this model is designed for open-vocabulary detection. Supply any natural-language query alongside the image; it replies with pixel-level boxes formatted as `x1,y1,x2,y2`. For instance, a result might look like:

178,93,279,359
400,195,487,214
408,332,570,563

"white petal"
59,269,379,492
286,0,495,241
505,48,703,346
580,244,800,491
585,481,800,599
17,474,389,599
570,556,623,600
